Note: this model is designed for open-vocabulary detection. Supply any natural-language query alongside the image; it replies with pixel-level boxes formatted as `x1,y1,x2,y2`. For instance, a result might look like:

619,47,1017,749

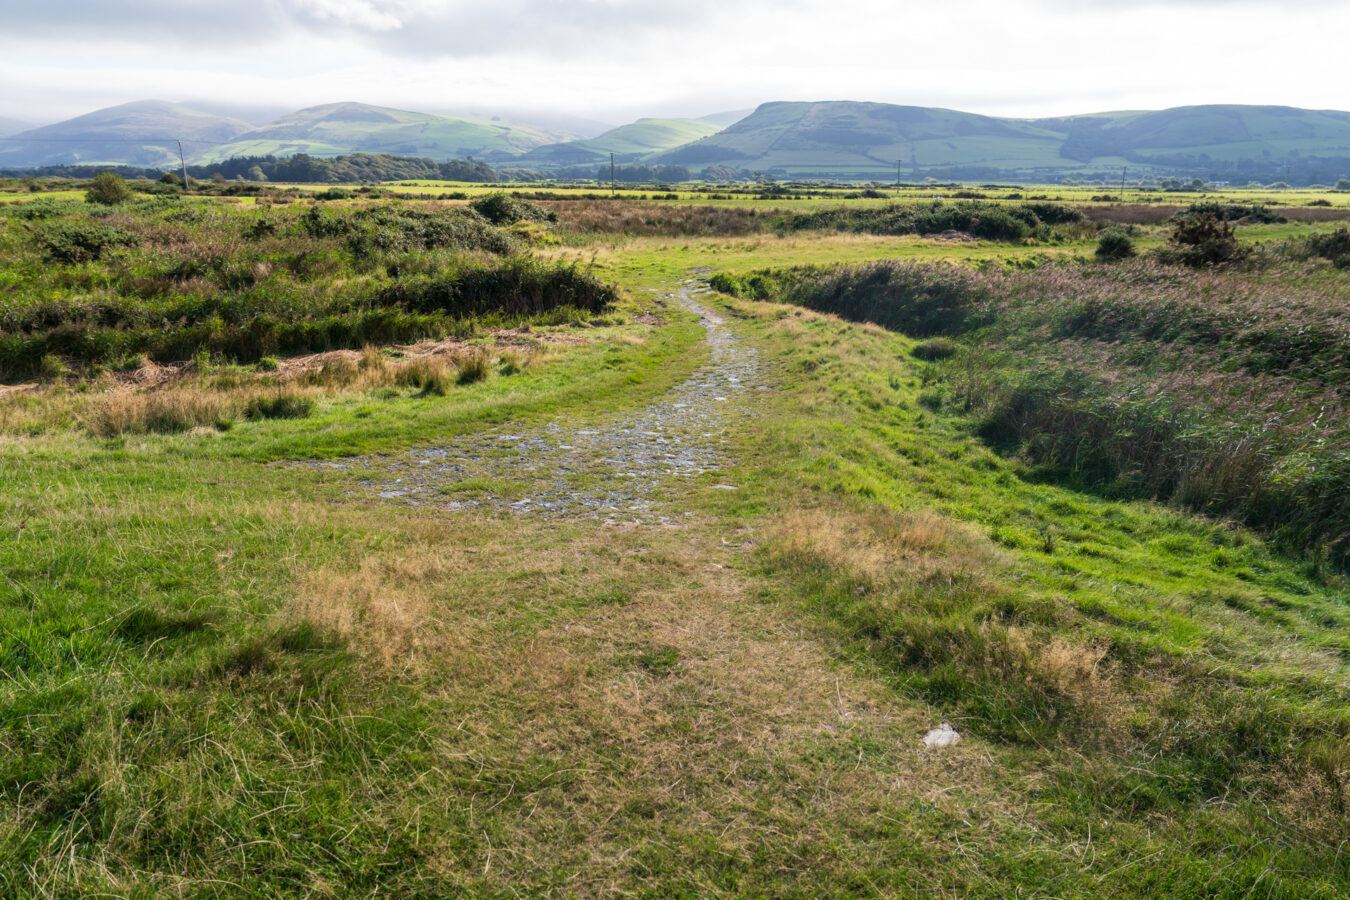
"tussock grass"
3,340,546,437
715,255,1350,567
82,387,233,436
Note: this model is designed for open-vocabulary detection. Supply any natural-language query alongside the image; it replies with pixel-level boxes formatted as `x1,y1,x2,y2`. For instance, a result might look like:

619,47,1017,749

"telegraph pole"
896,159,902,194
610,152,616,197
1120,165,1127,203
177,140,189,191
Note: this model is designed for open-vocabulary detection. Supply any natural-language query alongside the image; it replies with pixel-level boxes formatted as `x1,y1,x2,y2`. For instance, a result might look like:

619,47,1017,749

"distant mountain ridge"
0,100,252,168
4,98,1350,183
651,101,1350,182
193,102,560,164
513,116,732,166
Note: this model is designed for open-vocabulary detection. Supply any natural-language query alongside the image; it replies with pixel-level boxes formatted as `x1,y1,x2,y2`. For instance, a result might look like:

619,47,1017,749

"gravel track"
333,283,764,525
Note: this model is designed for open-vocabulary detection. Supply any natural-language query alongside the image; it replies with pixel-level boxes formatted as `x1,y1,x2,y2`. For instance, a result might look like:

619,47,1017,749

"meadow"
1,177,1349,897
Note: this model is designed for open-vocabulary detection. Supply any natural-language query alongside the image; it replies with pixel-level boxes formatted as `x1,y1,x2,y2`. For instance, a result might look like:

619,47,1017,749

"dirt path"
344,282,765,524
294,278,982,892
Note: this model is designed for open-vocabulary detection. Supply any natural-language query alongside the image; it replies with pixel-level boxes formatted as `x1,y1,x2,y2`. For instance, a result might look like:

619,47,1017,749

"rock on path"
341,283,763,525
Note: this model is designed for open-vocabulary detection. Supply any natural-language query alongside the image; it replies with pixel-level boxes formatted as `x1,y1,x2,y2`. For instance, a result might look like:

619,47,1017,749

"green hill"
196,102,556,164
652,101,1070,177
515,117,732,166
0,100,252,168
1049,104,1350,165
650,101,1350,182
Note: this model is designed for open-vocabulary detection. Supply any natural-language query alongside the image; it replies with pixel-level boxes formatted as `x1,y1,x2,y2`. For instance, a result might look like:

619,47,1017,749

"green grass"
3,191,1350,896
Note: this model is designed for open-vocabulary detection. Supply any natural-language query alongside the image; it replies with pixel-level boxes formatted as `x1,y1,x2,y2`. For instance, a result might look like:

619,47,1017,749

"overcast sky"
2,0,1347,128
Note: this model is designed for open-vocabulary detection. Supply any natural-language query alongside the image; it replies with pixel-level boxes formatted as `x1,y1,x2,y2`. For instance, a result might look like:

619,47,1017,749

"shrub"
1158,210,1247,267
85,172,133,205
1095,228,1136,261
912,337,962,361
455,349,491,384
244,391,315,420
37,221,140,263
470,192,556,226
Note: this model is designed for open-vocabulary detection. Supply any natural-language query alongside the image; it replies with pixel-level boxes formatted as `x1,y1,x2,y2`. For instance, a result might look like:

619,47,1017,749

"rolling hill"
0,100,252,168
1049,104,1350,166
195,102,558,164
514,116,736,166
648,101,1350,182
4,97,1350,184
650,101,1070,177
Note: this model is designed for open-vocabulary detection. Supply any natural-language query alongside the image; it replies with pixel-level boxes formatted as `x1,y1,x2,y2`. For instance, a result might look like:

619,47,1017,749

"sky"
2,0,1347,130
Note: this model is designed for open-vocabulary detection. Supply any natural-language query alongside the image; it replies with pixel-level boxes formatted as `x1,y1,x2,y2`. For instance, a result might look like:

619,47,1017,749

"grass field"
2,182,1349,896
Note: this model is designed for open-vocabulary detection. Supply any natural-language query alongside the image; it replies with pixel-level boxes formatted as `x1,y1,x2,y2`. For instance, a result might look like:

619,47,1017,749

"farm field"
2,181,1350,897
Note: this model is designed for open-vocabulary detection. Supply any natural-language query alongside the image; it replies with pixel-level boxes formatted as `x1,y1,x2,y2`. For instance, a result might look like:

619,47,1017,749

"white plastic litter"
922,722,961,749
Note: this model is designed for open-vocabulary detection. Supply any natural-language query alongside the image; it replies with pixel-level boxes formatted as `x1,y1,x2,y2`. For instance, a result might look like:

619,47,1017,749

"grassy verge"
708,291,1350,896
710,250,1350,568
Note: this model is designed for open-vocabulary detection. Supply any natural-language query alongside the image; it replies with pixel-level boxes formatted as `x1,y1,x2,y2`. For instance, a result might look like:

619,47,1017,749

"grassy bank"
711,247,1350,567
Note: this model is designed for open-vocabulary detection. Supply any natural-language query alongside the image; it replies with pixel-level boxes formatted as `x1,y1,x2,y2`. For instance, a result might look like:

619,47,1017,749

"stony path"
339,283,764,525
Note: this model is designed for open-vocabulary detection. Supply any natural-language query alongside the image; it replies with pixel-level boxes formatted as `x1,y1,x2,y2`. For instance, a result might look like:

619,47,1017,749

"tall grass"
0,200,615,377
714,256,1350,566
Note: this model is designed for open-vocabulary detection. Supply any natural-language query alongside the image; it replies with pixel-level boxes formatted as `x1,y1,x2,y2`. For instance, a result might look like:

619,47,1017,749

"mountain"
648,101,1350,182
433,107,612,142
5,98,1350,184
0,100,253,168
699,109,754,129
1044,105,1350,166
183,101,294,127
0,116,37,138
515,116,735,166
195,102,558,164
650,101,1068,177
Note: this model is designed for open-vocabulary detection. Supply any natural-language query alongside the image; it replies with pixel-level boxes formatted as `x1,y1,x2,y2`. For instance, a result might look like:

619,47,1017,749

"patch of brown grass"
289,551,461,671
82,388,233,437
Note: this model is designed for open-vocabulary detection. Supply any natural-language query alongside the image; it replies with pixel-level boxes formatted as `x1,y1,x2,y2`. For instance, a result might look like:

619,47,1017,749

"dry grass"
290,552,458,671
82,387,233,437
545,199,767,237
0,338,552,437
769,506,1000,588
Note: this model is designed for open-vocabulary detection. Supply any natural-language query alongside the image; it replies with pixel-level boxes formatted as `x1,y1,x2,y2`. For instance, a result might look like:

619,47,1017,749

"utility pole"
610,152,616,197
1120,165,1127,203
896,159,902,194
177,140,189,191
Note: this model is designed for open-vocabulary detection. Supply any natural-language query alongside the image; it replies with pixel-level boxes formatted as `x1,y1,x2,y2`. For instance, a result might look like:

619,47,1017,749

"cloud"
0,0,1345,125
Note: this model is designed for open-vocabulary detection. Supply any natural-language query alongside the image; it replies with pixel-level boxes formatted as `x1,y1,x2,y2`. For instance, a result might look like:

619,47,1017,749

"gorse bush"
1156,208,1249,267
85,172,133,205
1095,228,1136,261
778,200,1086,242
469,192,556,227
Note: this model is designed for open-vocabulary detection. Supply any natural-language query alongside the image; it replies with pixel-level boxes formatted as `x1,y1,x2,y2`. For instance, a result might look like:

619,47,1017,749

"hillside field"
1,180,1349,897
